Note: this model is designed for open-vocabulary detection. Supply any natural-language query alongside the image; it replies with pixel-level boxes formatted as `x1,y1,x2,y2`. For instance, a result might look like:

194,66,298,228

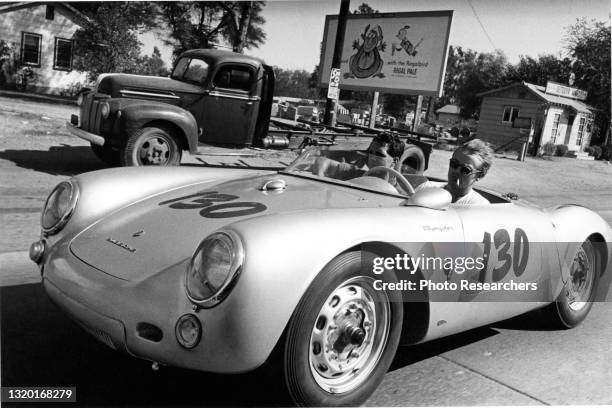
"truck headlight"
100,102,110,119
77,93,84,107
41,180,79,234
185,231,244,307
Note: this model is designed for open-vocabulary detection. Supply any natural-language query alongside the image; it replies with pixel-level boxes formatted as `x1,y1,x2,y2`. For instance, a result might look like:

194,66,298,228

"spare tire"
396,145,425,175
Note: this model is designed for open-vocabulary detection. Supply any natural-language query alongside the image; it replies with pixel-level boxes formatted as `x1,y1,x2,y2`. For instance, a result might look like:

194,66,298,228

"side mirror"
402,187,452,210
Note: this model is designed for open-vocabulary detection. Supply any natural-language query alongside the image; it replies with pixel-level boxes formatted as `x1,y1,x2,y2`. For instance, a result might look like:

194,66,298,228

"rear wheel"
122,126,182,166
90,143,119,166
547,239,601,328
283,251,403,406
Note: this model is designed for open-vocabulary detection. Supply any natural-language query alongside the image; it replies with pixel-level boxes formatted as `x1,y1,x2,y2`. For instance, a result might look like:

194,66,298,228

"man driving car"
313,132,405,180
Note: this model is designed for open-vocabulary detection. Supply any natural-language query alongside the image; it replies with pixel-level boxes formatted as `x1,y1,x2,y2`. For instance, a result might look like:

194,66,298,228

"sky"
142,0,611,72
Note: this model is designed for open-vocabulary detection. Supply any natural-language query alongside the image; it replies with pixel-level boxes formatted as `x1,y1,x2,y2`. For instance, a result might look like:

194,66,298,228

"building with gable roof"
477,81,595,155
0,2,88,94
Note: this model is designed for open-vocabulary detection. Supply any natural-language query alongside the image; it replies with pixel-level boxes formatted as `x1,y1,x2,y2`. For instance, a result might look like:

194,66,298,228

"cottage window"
576,117,586,146
502,106,520,123
54,38,73,71
550,113,561,143
21,32,42,67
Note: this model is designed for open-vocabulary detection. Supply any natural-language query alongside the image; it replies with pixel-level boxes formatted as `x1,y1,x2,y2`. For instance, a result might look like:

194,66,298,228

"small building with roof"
477,81,595,155
435,104,462,125
0,2,89,94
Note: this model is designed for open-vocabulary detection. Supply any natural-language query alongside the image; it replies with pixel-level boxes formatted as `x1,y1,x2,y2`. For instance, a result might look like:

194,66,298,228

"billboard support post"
324,0,350,127
369,91,379,128
412,95,423,131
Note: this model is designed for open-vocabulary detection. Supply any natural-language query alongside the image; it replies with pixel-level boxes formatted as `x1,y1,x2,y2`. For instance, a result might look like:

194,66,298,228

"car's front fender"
120,100,199,154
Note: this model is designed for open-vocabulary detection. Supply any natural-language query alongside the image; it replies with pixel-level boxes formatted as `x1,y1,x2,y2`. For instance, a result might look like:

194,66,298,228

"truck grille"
80,93,108,134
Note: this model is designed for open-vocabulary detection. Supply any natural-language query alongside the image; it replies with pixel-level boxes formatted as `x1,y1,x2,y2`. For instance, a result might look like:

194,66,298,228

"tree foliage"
352,3,379,14
136,47,170,77
564,18,611,142
159,1,266,59
273,67,319,99
71,2,158,80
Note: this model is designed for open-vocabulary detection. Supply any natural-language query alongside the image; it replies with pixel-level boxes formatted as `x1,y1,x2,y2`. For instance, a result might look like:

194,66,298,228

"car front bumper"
66,121,105,146
40,249,272,374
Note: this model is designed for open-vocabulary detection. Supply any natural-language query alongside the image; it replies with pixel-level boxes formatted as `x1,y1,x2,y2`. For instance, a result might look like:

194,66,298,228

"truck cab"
68,49,275,166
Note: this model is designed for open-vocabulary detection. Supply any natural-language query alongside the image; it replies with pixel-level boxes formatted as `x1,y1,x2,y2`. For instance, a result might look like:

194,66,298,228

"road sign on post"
327,68,341,100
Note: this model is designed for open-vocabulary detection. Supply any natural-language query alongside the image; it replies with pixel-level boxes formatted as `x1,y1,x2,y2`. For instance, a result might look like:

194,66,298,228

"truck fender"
120,102,199,154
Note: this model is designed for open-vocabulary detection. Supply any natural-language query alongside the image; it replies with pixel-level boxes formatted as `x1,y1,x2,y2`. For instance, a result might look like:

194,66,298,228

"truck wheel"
396,145,425,175
122,127,182,166
283,251,403,406
546,239,601,328
90,143,120,166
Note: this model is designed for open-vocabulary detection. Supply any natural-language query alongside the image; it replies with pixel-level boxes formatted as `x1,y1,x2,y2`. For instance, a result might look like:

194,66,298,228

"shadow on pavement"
0,145,107,176
1,284,281,407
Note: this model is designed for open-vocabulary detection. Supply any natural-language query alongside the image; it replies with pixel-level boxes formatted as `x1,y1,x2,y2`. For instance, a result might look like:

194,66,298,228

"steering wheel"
364,166,415,195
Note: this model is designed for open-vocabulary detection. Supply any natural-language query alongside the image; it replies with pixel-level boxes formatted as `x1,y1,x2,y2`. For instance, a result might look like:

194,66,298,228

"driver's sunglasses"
449,158,478,176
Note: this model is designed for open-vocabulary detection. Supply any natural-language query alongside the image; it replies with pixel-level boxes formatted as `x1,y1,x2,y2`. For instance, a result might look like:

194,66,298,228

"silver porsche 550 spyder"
30,146,611,406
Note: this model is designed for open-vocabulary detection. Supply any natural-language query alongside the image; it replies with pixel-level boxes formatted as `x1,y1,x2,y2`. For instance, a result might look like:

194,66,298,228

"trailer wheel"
396,145,425,175
122,127,182,166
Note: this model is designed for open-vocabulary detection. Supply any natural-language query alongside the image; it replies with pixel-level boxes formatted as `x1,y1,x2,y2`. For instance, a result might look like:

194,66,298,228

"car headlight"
185,231,244,307
100,102,110,119
41,180,79,234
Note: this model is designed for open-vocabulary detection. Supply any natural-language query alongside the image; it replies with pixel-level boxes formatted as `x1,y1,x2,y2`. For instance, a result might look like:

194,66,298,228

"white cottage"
0,2,88,94
477,81,595,155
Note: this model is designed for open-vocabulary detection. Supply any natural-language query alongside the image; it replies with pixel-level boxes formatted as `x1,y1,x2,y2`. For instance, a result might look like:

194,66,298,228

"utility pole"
324,0,350,126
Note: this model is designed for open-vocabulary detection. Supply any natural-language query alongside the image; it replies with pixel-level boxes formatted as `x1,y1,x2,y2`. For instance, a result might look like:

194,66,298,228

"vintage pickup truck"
67,48,430,169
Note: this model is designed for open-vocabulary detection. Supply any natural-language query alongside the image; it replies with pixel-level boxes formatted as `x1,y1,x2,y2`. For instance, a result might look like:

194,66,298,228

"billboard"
319,11,453,97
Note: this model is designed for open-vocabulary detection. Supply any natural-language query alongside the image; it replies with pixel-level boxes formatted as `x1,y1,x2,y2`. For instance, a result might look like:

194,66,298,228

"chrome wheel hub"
567,246,592,311
309,277,390,394
140,137,170,165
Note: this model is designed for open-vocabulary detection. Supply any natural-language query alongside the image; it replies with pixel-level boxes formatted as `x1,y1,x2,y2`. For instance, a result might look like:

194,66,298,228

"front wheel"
122,127,182,166
283,251,403,406
546,239,601,328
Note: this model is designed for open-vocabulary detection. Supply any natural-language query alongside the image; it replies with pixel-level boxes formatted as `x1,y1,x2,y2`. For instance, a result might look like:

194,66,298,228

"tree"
71,2,158,80
221,2,267,53
504,54,572,86
274,67,319,99
159,1,266,58
352,3,379,14
564,18,611,143
136,47,170,77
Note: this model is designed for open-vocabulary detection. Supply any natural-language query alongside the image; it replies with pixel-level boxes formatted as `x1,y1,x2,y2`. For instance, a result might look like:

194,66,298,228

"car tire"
122,126,182,166
396,145,426,175
90,143,120,166
546,239,601,328
283,251,403,406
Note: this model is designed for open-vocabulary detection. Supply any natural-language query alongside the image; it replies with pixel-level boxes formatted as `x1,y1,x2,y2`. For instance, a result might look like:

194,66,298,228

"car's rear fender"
548,204,612,286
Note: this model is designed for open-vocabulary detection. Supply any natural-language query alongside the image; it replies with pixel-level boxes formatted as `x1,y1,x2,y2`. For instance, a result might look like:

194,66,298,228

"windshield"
171,57,210,84
283,146,429,197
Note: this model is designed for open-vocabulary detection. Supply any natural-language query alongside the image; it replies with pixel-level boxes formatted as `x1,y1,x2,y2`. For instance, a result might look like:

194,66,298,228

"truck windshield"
171,57,209,84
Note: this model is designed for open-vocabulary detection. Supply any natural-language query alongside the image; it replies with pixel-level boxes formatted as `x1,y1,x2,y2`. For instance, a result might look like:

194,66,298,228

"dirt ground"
1,95,612,253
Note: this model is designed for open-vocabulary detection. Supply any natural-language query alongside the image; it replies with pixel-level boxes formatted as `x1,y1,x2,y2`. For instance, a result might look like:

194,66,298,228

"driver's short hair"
373,132,405,159
457,138,494,176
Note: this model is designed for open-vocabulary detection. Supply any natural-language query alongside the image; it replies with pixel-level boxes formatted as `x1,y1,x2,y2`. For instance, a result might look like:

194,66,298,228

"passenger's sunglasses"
449,158,479,176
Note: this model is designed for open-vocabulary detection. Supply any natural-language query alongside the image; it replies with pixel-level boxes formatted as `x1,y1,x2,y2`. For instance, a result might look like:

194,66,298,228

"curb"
0,90,77,106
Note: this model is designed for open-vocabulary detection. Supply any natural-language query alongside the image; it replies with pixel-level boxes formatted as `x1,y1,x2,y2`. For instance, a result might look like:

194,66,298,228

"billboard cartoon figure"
347,24,386,79
392,25,424,57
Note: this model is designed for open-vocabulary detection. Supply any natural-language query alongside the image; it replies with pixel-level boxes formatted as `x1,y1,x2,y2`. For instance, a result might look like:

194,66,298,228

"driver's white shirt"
415,181,489,205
